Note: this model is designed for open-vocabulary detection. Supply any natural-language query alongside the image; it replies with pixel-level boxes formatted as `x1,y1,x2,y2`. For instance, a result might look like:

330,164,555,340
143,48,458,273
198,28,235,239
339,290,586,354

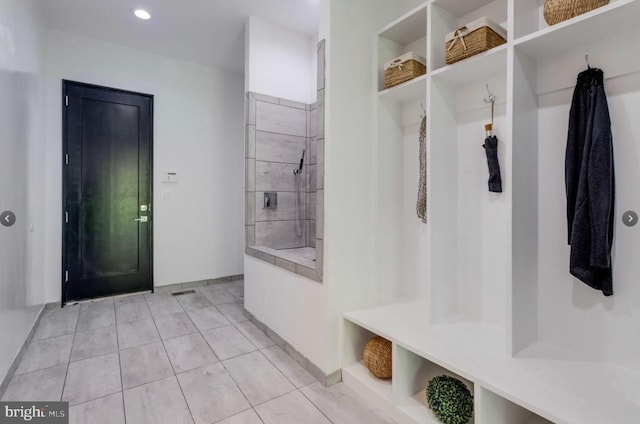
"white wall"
0,0,45,386
245,16,316,104
244,256,329,368
43,29,245,303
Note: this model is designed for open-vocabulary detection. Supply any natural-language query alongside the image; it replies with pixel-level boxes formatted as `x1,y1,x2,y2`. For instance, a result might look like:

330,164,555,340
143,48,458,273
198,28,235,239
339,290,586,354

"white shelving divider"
378,74,427,103
430,44,507,85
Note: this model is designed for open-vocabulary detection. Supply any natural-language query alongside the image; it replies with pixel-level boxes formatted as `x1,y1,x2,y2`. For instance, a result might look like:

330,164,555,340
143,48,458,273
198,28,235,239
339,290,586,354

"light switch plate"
161,172,179,183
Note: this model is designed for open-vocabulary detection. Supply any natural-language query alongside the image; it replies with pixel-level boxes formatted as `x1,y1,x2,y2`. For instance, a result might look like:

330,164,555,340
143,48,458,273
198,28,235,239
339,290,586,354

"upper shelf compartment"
514,0,640,60
432,0,502,18
430,0,508,71
377,3,428,95
379,3,428,46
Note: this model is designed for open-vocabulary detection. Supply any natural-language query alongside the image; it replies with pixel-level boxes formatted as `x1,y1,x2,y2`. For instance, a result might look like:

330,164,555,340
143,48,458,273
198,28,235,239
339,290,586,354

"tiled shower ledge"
246,246,322,282
253,246,315,268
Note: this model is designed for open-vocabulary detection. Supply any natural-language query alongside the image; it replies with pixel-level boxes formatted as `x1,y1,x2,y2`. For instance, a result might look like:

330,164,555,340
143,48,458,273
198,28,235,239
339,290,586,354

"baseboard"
243,309,342,387
155,274,245,293
0,305,46,399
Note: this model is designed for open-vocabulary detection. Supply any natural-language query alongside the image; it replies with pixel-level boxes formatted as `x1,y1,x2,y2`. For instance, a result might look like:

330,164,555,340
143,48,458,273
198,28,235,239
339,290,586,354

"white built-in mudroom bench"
341,1,640,423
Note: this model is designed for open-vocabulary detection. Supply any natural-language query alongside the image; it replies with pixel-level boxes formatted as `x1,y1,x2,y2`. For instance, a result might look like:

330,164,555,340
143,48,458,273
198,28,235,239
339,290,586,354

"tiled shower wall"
246,94,314,250
246,39,325,282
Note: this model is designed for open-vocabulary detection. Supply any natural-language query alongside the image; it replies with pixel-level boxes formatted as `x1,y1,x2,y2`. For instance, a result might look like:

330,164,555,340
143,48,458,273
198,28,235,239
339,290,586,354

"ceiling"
38,0,320,74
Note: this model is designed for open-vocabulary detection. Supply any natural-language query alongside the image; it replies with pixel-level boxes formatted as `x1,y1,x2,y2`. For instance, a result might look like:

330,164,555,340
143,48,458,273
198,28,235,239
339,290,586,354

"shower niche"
244,41,325,282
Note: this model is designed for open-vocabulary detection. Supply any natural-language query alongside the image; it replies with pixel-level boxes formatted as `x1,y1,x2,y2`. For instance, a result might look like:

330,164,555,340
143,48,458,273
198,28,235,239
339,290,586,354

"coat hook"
483,84,496,104
585,54,591,69
483,84,495,130
420,102,426,117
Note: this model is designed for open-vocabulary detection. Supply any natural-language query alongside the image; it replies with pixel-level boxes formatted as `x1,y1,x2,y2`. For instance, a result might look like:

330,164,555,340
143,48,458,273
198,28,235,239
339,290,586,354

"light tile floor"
2,281,396,424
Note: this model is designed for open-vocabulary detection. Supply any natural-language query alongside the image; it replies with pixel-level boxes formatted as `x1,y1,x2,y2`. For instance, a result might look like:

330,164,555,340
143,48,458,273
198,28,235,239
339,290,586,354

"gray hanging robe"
565,67,615,296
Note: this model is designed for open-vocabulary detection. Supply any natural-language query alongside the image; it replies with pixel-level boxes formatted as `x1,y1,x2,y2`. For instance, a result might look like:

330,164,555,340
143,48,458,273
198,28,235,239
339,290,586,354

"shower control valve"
263,192,278,209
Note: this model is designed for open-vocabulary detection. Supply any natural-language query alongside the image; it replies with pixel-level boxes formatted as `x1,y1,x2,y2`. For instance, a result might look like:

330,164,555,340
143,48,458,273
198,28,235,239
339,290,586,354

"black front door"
63,81,153,303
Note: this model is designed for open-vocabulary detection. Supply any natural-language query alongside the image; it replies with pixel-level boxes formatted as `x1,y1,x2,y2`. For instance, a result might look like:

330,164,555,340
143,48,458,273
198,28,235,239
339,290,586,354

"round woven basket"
543,0,609,25
363,336,392,379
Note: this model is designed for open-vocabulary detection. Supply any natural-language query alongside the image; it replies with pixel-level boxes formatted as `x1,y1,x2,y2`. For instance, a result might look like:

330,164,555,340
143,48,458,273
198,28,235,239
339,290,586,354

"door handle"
134,216,149,223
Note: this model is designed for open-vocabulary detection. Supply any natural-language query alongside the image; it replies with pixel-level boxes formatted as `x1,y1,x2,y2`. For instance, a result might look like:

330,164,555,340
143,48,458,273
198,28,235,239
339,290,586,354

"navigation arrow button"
0,211,15,227
623,211,638,227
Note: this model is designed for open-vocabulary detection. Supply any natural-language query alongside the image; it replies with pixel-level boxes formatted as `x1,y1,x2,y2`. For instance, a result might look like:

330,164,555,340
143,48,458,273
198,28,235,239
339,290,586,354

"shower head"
293,149,306,175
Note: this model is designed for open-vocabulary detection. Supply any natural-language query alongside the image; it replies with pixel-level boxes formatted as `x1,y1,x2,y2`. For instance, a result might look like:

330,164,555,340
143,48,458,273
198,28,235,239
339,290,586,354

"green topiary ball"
426,375,473,424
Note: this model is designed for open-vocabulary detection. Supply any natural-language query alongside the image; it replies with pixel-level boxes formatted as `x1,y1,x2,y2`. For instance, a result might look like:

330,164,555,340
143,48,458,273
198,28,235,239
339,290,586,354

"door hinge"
65,154,69,165
65,211,68,223
65,270,69,282
65,95,69,107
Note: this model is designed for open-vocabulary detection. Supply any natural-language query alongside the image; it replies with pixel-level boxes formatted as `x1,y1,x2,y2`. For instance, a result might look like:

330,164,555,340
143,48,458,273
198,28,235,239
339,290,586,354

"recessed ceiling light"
133,9,151,20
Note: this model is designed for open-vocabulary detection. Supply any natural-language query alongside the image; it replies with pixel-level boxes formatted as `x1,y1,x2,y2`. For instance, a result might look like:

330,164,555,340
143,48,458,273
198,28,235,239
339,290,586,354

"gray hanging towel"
417,116,427,223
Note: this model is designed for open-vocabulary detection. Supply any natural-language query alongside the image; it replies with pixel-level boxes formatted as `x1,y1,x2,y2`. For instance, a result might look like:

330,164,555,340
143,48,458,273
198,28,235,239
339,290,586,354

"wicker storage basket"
363,336,392,379
445,17,507,65
384,52,426,89
544,0,609,25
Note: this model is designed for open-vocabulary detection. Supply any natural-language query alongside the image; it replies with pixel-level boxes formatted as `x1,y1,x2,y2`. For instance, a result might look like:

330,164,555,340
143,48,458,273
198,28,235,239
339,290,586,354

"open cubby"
394,345,475,424
513,0,631,41
428,69,508,330
510,23,640,367
341,320,393,404
378,3,428,93
477,388,553,424
429,0,507,71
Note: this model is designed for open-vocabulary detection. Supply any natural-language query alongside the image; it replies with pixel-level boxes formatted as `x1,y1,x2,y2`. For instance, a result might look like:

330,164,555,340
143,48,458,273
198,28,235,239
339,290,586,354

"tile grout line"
59,305,81,403
252,407,267,424
298,387,336,424
258,346,307,391
147,293,197,423
196,287,264,416
192,287,258,420
66,391,123,410
249,385,302,408
218,352,259,413
221,317,301,410
115,301,127,424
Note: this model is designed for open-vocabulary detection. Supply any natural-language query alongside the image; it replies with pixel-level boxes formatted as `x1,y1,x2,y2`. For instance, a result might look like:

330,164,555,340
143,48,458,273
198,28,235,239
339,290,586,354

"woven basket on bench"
544,0,609,25
363,336,392,379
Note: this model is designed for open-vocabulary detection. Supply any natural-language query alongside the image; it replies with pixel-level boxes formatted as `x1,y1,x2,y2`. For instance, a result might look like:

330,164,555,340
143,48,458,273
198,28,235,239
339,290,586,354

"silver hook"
483,84,496,104
585,54,591,69
420,102,426,118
